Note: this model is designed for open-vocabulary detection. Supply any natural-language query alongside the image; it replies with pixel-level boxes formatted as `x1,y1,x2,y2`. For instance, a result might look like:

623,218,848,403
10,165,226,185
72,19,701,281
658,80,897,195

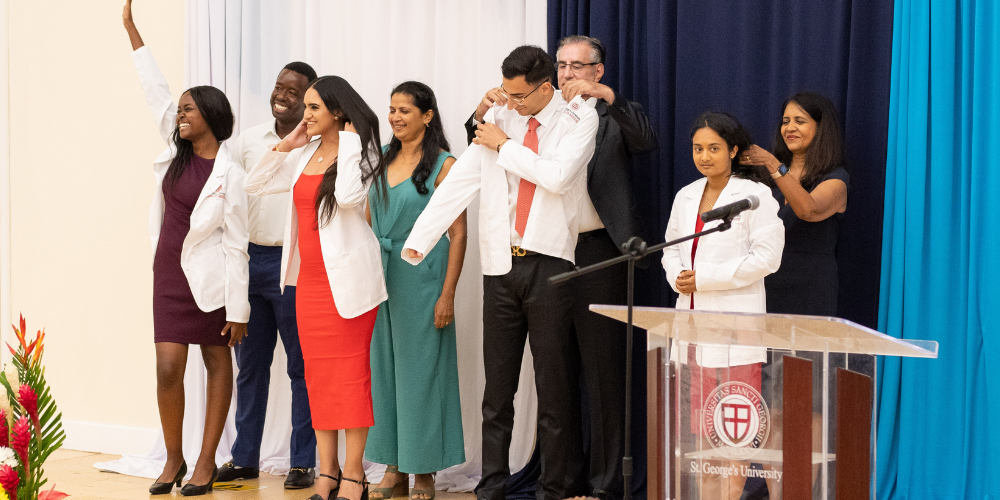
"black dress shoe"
285,467,316,489
217,460,260,481
149,461,187,495
180,466,218,496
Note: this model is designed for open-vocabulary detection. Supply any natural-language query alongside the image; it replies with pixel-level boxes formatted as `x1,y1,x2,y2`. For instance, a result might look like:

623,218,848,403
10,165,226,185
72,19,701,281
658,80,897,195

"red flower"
11,416,29,468
0,464,17,498
0,410,8,448
17,385,40,436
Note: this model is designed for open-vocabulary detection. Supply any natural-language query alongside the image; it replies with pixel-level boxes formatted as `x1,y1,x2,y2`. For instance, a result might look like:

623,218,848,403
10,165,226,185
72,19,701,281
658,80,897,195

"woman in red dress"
245,76,387,500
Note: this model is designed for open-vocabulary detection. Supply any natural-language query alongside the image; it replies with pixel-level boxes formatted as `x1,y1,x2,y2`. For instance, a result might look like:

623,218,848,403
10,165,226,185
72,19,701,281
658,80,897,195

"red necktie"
514,117,540,237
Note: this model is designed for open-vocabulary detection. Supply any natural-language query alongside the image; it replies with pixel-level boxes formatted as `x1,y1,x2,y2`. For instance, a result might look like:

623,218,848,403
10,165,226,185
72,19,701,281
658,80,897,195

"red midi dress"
293,173,379,430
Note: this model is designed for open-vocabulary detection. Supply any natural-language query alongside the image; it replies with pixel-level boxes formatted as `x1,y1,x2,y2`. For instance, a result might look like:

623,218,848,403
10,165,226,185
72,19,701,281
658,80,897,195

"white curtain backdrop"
97,0,547,492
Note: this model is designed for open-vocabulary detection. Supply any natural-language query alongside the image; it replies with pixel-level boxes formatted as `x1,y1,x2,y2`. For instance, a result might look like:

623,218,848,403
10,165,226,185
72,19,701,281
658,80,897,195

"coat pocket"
186,243,226,311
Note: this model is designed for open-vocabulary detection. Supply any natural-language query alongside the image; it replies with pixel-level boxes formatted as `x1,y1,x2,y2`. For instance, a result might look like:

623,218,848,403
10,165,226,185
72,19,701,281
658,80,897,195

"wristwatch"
770,163,789,179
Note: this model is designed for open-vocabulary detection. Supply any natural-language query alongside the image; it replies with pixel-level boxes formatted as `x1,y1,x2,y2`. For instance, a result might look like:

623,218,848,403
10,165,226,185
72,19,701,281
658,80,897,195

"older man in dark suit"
464,35,658,500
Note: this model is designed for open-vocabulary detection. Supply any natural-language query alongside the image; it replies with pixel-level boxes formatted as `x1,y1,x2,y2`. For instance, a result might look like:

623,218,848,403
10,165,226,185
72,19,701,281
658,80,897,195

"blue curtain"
876,0,1000,498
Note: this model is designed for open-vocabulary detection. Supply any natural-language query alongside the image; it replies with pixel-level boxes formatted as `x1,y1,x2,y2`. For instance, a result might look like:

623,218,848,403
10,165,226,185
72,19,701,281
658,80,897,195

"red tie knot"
528,117,540,132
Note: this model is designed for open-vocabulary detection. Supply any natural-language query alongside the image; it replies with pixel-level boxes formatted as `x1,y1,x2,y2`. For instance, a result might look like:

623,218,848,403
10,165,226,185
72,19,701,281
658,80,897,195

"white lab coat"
401,92,598,274
662,176,784,366
243,134,387,319
133,46,250,323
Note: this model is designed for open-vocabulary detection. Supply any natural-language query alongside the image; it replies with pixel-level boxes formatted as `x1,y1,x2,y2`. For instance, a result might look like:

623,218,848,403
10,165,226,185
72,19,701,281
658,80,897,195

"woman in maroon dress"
125,2,250,496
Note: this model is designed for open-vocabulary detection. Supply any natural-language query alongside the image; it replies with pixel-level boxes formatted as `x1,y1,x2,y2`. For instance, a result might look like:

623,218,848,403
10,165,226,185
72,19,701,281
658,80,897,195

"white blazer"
242,133,387,319
662,176,784,366
402,92,598,274
133,46,250,323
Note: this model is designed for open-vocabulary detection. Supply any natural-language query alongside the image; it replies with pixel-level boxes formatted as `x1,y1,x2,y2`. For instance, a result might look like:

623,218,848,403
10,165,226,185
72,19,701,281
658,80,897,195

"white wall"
6,0,185,454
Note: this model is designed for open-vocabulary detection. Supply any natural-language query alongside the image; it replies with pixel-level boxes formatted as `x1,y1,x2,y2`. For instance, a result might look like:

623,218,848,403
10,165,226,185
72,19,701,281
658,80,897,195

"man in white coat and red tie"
402,45,599,500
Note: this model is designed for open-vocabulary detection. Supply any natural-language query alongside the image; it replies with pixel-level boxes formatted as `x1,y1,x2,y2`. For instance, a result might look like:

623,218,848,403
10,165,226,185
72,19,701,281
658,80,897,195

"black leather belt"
510,245,539,257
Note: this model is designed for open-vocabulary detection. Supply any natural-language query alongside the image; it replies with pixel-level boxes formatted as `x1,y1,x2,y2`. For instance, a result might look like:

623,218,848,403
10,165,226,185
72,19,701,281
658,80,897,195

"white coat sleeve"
244,149,298,196
131,46,177,145
495,97,599,195
223,163,251,323
696,185,784,291
334,131,373,208
661,194,687,293
401,145,484,265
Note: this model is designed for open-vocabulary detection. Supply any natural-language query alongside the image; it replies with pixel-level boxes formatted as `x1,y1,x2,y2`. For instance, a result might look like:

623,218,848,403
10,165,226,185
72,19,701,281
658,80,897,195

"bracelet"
272,143,283,153
496,138,510,153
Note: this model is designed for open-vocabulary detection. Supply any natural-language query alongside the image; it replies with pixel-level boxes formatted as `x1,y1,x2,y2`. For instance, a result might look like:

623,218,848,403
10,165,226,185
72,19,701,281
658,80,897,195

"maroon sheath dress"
153,155,229,345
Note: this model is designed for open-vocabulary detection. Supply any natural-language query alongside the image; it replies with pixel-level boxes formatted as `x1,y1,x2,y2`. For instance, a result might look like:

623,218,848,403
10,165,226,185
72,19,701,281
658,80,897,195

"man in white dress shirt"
218,62,319,489
402,46,599,500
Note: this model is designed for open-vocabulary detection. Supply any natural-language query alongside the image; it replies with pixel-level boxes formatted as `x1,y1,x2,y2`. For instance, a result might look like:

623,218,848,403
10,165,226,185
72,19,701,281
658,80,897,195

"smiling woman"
123,0,250,495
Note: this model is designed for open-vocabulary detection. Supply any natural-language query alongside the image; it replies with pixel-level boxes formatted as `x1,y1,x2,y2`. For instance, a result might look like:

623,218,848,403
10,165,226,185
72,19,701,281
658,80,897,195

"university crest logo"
702,381,770,459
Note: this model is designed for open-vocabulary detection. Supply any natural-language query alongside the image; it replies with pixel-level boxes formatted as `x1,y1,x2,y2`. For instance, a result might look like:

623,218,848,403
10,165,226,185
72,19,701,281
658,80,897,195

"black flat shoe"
286,467,316,489
149,461,187,495
217,460,260,481
180,466,218,496
337,474,369,500
308,470,342,500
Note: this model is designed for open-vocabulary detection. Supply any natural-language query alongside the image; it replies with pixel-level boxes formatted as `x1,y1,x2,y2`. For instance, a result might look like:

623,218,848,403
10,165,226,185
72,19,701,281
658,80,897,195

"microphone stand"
548,214,736,500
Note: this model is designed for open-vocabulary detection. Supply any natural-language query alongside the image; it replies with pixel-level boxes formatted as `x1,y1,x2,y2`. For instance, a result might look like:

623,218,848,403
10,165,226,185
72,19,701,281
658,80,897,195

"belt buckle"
510,245,527,257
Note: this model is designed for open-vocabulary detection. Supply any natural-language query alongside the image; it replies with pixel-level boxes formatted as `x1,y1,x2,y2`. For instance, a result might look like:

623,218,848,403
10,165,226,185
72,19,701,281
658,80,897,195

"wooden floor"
45,449,476,500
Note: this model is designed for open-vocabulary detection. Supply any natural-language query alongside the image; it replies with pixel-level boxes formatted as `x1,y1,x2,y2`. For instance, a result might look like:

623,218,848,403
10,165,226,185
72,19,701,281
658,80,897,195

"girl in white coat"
244,76,387,500
661,112,783,499
124,1,249,496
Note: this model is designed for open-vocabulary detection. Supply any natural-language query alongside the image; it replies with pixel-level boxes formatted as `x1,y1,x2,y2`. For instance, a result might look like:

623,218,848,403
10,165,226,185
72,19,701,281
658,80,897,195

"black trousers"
478,254,576,500
570,229,628,500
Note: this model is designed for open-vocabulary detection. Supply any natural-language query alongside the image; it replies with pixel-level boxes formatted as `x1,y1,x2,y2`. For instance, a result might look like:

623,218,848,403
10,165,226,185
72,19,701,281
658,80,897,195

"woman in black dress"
740,92,849,497
740,92,849,315
125,1,250,495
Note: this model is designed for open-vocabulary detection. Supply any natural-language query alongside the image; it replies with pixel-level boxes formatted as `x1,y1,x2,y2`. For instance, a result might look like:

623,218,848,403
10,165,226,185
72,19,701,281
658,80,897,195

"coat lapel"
191,142,231,214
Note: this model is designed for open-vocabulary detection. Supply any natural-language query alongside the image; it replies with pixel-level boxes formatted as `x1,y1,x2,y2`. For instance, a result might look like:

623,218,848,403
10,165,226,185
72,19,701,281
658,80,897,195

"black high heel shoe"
179,466,218,496
149,461,187,495
309,470,343,500
338,475,369,500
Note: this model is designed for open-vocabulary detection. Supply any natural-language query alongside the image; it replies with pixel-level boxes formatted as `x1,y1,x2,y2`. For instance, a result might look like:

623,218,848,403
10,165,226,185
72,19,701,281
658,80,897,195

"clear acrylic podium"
590,305,938,500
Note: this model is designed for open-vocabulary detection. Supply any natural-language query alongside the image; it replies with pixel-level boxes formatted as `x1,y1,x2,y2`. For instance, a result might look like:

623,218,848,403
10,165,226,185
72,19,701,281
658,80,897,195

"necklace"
315,140,339,164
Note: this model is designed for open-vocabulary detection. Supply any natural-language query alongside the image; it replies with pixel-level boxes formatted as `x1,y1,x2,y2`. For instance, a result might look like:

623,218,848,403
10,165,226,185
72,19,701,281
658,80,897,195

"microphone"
700,195,760,223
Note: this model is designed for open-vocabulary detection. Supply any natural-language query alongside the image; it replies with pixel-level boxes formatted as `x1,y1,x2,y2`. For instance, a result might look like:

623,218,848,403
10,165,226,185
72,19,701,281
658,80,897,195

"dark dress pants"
569,229,628,500
232,243,316,468
477,254,577,500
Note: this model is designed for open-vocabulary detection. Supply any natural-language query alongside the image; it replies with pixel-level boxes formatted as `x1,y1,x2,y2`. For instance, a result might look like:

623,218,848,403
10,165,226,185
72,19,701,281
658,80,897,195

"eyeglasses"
556,61,600,72
499,81,546,104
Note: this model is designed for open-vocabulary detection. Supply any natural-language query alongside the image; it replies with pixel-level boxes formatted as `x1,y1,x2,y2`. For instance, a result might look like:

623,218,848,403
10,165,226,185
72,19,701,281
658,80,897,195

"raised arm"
244,119,311,196
607,95,659,155
335,128,376,209
476,96,598,195
123,0,144,51
126,1,177,145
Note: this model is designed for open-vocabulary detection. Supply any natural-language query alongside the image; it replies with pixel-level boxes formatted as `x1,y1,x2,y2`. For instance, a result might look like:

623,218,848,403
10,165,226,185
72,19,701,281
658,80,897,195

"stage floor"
45,449,477,499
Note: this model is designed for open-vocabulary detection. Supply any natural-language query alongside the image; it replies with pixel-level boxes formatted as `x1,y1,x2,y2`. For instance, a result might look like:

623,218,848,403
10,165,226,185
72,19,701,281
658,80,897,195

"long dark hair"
309,76,383,227
771,92,845,191
377,81,451,203
690,111,770,184
166,86,234,187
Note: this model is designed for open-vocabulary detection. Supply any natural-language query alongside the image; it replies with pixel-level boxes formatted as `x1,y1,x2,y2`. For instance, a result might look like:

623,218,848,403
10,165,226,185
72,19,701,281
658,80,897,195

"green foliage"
0,325,65,500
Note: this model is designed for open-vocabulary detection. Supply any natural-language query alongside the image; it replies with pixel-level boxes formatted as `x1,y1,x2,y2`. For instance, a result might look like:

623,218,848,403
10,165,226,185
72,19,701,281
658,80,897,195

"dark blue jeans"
232,243,316,468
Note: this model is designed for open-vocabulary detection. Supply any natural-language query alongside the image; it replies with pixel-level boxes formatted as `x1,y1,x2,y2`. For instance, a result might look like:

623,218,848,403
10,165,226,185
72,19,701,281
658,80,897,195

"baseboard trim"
62,420,158,456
